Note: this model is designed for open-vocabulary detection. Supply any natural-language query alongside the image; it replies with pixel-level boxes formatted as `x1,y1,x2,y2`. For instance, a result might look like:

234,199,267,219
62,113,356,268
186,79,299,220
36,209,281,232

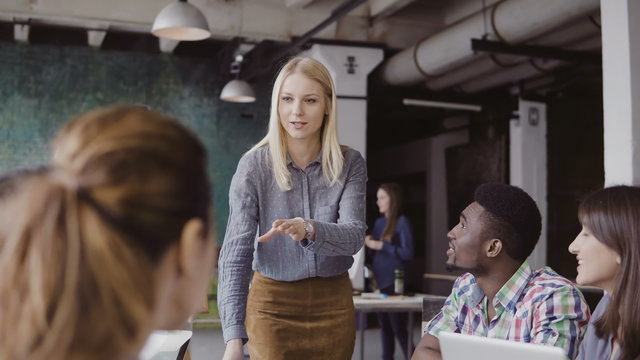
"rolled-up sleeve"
303,152,367,256
217,154,259,343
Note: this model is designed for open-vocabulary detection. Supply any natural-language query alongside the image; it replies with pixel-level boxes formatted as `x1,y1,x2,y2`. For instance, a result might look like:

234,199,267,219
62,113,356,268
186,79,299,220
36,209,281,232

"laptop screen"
438,331,568,360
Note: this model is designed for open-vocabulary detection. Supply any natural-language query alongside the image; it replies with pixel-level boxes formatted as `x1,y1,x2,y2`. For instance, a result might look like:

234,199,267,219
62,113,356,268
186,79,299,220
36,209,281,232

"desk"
353,295,431,360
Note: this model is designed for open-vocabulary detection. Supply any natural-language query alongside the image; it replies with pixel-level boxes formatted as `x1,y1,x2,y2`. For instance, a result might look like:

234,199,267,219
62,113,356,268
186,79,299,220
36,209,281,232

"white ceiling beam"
87,29,106,47
0,1,345,42
14,23,29,43
0,0,432,48
369,0,415,19
86,23,109,48
284,0,316,9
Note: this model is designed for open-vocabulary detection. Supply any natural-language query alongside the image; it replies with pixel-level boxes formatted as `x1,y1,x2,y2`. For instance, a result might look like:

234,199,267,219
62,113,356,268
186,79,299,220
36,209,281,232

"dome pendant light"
220,55,256,103
152,0,211,41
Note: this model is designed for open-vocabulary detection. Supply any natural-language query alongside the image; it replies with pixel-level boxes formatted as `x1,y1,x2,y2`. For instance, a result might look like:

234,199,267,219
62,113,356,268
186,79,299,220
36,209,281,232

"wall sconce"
152,0,210,41
220,55,256,103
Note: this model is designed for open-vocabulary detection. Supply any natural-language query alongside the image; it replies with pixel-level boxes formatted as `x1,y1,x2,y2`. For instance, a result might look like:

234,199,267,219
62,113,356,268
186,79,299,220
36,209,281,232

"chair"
421,295,447,333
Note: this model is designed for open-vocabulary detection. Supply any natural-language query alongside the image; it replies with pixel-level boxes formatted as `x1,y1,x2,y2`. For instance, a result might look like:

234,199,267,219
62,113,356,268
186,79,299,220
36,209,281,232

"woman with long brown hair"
568,185,640,360
365,182,414,360
0,106,215,360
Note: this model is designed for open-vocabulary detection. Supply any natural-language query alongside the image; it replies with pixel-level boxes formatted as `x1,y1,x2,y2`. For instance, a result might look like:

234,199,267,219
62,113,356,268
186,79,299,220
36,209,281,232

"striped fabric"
425,261,590,359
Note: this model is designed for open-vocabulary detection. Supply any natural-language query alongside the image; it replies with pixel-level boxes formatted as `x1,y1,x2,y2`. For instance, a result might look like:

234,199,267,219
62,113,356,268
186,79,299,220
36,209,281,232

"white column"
301,44,384,291
301,44,384,159
601,0,640,186
510,99,547,269
425,130,470,274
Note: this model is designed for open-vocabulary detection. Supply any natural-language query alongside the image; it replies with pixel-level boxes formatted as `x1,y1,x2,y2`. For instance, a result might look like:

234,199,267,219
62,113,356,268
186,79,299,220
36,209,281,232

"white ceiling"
0,0,497,50
0,0,602,93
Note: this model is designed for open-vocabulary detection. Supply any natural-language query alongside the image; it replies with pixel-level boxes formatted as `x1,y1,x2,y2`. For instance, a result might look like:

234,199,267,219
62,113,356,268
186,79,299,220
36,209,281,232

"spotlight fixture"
152,0,210,41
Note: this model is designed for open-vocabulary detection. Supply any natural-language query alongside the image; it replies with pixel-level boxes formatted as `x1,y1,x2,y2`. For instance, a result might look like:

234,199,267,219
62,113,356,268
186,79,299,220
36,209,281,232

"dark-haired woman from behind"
365,183,414,360
568,185,640,360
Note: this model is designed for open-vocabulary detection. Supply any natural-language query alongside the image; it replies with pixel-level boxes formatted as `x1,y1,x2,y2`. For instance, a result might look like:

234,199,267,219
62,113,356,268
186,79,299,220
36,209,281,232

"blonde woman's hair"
0,106,211,360
249,57,344,191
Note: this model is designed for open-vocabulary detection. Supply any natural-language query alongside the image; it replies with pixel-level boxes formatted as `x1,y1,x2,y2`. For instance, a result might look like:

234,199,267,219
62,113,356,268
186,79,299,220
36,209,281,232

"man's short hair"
474,183,541,262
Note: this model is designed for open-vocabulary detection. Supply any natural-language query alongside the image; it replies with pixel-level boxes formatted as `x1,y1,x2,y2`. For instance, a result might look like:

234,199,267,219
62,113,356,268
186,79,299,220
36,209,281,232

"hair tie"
49,167,82,192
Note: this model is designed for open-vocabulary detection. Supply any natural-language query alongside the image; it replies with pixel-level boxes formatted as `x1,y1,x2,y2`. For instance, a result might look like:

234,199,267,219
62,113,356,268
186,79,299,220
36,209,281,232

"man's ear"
176,217,206,275
485,238,503,258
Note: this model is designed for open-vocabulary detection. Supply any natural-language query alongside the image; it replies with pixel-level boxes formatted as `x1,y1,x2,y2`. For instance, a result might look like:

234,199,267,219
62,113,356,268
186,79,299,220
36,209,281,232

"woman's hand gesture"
258,217,309,242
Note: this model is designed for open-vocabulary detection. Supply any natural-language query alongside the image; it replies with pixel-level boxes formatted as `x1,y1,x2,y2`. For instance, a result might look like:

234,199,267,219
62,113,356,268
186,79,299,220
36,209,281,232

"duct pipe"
458,36,601,93
379,0,600,86
425,13,601,91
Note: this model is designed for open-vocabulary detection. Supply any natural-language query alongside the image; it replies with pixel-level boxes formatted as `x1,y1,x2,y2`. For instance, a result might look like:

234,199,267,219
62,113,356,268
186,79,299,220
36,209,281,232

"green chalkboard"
0,42,271,245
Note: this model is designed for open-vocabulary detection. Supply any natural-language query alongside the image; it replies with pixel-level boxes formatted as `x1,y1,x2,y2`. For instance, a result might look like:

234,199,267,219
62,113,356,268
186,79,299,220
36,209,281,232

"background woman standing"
365,183,414,360
218,57,367,360
569,185,640,360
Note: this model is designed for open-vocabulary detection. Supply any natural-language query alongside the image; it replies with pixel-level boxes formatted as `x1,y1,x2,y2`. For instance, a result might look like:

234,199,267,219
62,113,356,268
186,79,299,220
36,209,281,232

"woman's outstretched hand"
258,217,307,242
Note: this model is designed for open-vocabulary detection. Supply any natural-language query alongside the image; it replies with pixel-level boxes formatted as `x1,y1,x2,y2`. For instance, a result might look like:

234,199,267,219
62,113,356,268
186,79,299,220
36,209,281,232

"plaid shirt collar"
468,261,532,311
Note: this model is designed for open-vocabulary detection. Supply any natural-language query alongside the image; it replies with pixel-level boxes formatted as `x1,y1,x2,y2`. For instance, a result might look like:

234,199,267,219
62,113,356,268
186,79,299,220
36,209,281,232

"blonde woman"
219,57,367,360
0,106,215,360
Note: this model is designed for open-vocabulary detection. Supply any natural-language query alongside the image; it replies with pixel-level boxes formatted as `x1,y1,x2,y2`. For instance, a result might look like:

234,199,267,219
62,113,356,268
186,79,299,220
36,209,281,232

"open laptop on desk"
439,331,568,360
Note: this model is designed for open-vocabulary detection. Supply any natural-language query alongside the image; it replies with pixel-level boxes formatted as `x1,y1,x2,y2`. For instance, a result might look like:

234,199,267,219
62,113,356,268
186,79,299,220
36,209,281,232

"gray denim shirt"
217,145,367,343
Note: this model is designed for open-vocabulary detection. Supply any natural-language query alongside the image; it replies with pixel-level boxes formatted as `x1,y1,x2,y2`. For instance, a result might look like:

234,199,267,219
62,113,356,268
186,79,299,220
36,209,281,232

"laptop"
438,331,568,360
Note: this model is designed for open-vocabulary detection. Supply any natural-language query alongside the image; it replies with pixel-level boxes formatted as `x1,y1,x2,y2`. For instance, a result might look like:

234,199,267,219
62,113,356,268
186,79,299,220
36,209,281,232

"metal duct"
458,36,601,93
424,13,601,91
379,0,600,86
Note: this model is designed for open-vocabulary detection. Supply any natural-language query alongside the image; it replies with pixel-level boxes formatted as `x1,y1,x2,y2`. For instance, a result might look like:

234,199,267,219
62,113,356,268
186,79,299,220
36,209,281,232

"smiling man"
412,183,590,360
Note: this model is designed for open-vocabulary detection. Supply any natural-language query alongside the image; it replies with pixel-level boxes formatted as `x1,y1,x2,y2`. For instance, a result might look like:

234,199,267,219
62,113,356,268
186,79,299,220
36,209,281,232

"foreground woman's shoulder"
241,146,269,165
340,146,364,161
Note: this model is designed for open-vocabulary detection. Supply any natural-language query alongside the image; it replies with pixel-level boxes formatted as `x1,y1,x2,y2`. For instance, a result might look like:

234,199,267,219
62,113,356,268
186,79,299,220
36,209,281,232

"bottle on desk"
394,268,404,295
364,265,378,292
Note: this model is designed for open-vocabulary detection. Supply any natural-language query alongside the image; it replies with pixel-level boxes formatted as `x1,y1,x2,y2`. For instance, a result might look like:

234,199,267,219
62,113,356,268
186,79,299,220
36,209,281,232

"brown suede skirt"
246,271,355,360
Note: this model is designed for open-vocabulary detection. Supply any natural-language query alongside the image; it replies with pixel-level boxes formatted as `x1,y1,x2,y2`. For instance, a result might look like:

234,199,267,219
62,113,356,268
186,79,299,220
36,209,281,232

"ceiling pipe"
379,0,600,86
458,36,601,93
424,13,601,91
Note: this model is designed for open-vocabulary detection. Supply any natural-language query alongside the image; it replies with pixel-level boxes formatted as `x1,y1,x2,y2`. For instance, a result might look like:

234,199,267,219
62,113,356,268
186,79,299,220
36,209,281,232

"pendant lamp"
152,0,210,41
220,55,256,103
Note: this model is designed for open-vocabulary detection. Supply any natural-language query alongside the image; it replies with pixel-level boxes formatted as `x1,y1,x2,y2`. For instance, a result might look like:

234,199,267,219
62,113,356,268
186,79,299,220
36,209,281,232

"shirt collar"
493,261,532,309
286,151,322,168
468,261,532,309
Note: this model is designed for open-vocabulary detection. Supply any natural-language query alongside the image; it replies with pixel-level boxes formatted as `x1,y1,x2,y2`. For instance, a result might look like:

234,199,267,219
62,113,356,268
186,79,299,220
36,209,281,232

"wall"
0,41,271,245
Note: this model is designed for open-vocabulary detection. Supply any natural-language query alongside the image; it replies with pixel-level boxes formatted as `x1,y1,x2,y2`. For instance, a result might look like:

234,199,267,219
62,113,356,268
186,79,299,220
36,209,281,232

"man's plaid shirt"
425,261,591,359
